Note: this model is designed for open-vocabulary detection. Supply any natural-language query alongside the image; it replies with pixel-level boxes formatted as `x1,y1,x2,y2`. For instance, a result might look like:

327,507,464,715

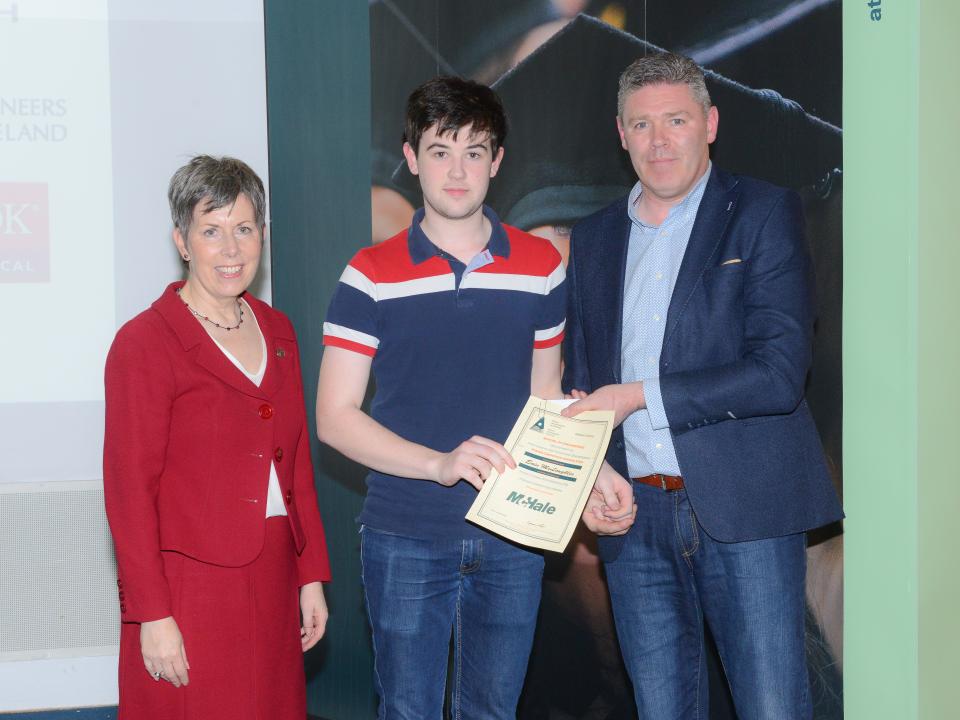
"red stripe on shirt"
323,335,377,357
533,330,565,349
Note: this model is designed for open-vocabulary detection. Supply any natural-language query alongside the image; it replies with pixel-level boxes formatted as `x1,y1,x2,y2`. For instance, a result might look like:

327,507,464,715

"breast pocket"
701,262,746,292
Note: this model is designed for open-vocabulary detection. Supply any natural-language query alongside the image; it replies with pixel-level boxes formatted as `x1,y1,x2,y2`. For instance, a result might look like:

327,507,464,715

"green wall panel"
917,3,960,717
264,3,376,718
845,1,960,717
843,0,919,717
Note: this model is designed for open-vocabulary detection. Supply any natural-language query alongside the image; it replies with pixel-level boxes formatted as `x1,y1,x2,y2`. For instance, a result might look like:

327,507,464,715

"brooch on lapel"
275,348,286,358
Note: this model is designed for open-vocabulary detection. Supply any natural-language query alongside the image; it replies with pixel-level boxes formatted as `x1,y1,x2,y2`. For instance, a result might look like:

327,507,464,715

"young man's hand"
427,436,516,490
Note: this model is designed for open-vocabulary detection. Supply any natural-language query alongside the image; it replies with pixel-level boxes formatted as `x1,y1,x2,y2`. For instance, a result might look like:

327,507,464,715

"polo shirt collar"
407,204,511,264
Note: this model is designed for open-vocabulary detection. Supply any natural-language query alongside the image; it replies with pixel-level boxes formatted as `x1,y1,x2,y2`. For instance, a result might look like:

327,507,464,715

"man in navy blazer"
562,52,843,718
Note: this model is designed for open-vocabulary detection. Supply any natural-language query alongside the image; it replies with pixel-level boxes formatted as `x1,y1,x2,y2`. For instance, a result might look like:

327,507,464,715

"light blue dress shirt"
621,164,711,478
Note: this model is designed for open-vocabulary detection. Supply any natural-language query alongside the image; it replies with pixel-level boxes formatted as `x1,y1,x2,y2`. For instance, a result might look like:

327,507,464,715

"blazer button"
118,590,125,601
274,447,284,462
120,603,127,614
116,578,123,589
284,489,293,504
258,403,273,419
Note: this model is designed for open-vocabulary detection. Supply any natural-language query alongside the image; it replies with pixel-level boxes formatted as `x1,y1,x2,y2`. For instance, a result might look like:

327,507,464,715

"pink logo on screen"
0,182,49,283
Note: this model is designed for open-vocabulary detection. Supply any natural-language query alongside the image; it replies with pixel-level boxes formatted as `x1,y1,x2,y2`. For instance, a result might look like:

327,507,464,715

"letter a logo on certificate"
466,396,614,552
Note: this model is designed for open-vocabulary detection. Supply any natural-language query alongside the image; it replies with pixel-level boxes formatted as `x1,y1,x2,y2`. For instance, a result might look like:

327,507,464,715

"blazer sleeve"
660,190,816,431
103,320,175,623
289,332,332,586
561,225,592,395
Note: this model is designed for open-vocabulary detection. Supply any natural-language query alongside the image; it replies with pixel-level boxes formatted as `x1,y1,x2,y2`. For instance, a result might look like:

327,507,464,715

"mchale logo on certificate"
466,396,614,552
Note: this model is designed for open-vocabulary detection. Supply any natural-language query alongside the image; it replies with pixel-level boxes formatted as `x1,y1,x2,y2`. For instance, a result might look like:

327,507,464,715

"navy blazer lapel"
599,201,631,382
664,168,739,348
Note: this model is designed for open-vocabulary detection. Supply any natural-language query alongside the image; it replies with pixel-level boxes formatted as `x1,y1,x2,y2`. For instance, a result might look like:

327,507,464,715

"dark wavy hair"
403,76,507,154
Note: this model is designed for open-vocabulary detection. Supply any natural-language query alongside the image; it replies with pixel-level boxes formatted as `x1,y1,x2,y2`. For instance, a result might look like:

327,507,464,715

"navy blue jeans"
605,484,811,720
360,526,544,720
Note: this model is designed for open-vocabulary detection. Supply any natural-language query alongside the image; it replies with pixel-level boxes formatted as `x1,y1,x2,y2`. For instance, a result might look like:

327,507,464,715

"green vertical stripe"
843,0,919,717
264,2,376,718
916,2,960,718
845,0,960,717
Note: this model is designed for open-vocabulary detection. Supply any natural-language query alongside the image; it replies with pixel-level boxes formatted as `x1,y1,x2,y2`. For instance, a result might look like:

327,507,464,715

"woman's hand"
140,616,190,687
300,582,328,652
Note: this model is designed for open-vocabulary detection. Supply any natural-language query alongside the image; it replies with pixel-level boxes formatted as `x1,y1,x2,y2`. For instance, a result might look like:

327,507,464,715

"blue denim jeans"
360,526,544,720
605,484,811,720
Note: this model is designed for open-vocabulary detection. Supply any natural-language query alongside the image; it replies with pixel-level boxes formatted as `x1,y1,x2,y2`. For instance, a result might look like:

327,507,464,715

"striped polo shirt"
323,206,566,539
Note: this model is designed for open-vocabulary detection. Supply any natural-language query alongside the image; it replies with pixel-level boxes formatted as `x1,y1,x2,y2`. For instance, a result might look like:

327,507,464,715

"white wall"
0,0,270,709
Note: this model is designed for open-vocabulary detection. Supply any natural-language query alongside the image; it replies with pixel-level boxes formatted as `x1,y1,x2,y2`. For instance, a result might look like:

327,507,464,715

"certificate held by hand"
466,396,614,552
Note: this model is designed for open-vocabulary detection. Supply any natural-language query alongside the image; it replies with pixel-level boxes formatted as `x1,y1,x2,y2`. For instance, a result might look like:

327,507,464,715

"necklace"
177,289,244,331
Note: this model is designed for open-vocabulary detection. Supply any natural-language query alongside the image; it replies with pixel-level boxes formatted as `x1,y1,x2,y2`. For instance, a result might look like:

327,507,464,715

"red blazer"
103,282,331,623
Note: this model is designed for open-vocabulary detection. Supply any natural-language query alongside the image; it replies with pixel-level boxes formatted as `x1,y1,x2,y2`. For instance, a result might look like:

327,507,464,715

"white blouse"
211,301,287,518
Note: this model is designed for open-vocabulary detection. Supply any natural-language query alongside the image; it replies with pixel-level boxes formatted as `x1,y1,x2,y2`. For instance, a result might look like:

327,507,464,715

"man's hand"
582,462,636,536
140,616,190,687
426,436,516,490
300,581,328,652
562,382,646,427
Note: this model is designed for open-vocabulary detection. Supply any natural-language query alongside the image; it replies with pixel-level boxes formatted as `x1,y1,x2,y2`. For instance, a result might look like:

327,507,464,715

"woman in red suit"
103,155,331,719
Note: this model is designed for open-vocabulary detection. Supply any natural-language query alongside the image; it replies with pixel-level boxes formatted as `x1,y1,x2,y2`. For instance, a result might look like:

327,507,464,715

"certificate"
466,396,614,552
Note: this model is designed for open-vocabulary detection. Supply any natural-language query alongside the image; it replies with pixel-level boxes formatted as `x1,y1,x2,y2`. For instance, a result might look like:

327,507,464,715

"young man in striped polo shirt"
315,76,566,719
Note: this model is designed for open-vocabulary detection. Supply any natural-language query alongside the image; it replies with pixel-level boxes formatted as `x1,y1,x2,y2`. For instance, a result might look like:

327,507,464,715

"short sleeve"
534,258,566,349
322,251,380,357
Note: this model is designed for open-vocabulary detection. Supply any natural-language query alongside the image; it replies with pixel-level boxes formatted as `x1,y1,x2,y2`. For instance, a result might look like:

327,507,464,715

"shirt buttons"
274,447,284,462
258,403,273,419
653,314,661,321
655,443,663,449
656,272,664,280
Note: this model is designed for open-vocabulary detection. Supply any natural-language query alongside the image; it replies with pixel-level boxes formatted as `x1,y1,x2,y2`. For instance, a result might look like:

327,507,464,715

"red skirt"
118,518,305,720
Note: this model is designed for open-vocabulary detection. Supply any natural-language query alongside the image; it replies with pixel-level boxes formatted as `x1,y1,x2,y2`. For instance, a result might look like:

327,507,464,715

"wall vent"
0,481,119,661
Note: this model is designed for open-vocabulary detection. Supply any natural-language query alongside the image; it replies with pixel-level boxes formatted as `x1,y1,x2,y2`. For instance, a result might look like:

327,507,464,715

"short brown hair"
618,52,711,117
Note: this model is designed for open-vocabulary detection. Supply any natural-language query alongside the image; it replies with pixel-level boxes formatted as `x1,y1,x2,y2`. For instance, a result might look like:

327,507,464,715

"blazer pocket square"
720,258,742,266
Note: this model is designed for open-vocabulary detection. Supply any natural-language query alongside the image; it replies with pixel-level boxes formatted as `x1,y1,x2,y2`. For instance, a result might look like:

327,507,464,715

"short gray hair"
617,52,712,117
168,155,266,237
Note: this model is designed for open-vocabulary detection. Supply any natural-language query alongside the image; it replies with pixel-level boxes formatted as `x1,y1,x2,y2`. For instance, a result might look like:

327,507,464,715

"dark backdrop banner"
361,2,842,718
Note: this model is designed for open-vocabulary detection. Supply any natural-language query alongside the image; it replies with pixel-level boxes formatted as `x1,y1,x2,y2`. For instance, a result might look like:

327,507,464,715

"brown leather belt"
633,473,685,491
